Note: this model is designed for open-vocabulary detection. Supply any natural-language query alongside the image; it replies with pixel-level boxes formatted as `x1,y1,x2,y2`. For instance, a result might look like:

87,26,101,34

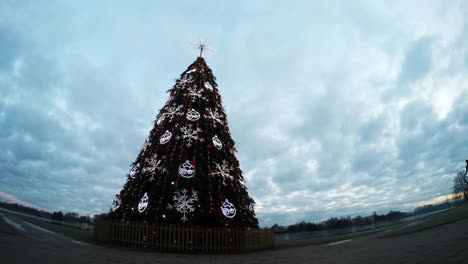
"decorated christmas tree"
111,52,258,228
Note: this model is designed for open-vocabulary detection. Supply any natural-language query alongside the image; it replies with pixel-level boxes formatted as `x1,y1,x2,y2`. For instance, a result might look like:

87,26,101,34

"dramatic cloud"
0,1,467,226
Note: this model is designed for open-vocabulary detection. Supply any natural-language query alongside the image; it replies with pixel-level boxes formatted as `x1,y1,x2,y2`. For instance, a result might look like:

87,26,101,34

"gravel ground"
1,218,467,264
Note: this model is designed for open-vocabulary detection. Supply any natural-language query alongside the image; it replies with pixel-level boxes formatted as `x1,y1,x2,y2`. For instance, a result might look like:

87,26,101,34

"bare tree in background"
453,171,468,202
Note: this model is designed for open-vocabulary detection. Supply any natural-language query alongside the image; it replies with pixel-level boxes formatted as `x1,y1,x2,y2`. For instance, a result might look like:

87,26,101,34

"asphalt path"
1,216,467,264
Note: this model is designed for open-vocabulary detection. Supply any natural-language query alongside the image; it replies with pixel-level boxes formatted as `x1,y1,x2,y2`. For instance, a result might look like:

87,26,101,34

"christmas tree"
111,53,258,228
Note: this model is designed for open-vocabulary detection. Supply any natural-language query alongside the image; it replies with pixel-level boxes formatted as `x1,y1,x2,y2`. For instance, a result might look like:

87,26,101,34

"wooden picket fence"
94,220,274,253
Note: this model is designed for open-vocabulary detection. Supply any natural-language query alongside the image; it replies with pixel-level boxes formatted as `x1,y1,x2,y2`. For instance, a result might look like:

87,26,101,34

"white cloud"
0,1,467,227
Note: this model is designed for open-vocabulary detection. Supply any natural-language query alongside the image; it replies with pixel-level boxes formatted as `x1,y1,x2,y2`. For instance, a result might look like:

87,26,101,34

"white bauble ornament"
221,199,236,218
113,196,121,211
138,192,149,212
186,109,200,121
129,164,140,179
157,115,165,125
248,203,255,212
178,160,195,178
212,135,222,150
160,130,172,144
204,82,213,91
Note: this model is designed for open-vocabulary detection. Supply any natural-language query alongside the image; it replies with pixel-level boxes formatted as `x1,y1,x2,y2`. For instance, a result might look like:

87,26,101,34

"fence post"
120,222,124,247
162,224,167,251
137,222,141,248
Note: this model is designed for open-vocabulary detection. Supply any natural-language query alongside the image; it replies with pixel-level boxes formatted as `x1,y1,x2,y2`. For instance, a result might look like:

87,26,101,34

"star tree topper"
192,40,212,58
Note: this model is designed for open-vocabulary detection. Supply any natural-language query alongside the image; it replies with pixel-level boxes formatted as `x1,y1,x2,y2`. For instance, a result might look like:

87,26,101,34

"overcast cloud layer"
0,1,467,226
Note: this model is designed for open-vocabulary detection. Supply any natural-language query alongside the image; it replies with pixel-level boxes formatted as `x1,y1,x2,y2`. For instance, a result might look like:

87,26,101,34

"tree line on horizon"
271,199,457,233
0,201,92,224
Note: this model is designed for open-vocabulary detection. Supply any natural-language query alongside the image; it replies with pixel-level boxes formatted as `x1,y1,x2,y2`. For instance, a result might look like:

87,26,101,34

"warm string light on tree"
110,55,258,228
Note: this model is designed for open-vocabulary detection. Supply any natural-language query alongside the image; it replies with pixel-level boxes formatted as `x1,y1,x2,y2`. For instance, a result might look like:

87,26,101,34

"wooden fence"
94,220,274,253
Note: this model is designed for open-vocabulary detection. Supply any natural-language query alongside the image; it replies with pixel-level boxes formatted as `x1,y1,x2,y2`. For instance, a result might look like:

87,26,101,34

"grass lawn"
275,225,399,249
0,213,24,237
275,203,468,249
24,218,93,242
379,203,468,238
1,211,93,242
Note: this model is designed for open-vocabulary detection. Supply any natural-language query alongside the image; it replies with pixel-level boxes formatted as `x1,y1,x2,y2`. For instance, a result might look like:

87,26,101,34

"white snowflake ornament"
162,105,184,122
142,155,166,174
167,189,199,222
221,199,236,218
187,86,205,102
160,130,172,144
179,75,193,88
210,160,234,185
176,124,204,147
138,192,149,213
178,160,195,178
204,109,224,127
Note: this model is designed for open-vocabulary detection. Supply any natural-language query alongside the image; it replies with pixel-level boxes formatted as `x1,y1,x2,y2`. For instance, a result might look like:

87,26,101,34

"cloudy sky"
1,1,467,227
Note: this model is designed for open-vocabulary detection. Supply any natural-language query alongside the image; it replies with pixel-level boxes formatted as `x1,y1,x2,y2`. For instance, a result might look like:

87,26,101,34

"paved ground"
1,216,467,264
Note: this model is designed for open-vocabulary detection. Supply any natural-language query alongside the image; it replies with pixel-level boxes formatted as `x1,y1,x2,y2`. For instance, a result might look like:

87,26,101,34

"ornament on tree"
248,203,255,213
160,130,172,144
179,75,193,87
167,189,199,222
162,104,184,122
204,109,224,127
210,160,234,185
187,86,205,102
204,81,213,91
129,163,140,179
186,68,197,74
186,109,201,121
221,199,236,218
176,124,204,147
156,115,165,125
212,135,222,149
142,155,166,174
138,192,149,212
178,160,195,178
113,195,121,211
